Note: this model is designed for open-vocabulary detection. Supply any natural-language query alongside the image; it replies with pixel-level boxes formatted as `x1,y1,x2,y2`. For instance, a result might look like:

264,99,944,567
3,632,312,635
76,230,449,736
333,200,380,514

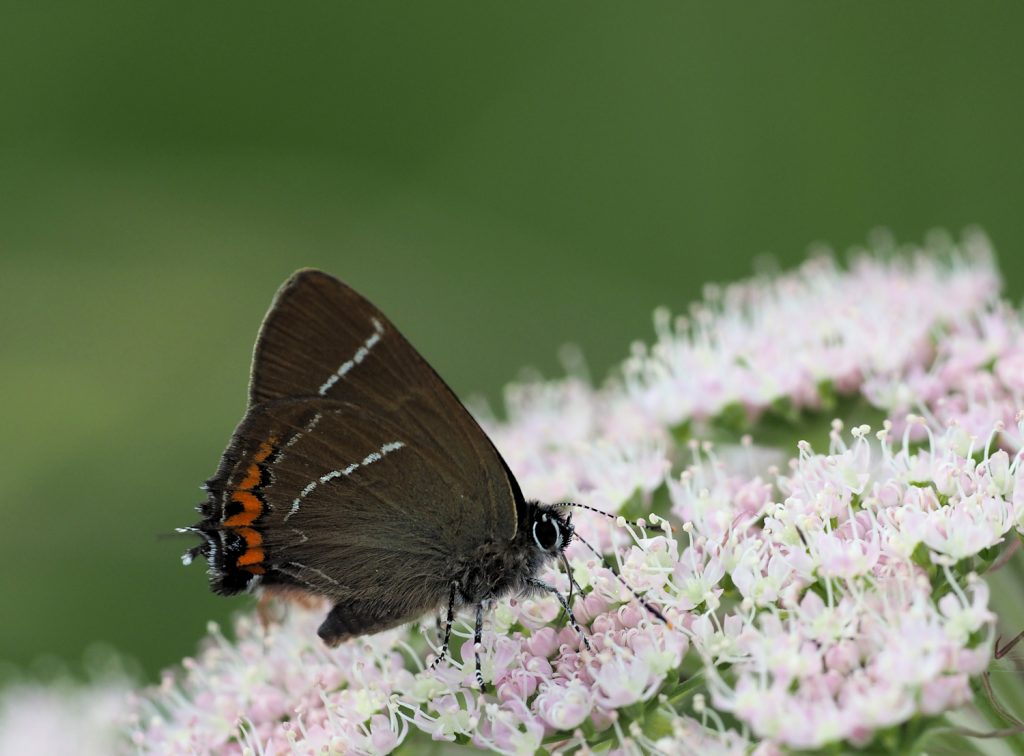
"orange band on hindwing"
224,490,262,526
224,438,277,572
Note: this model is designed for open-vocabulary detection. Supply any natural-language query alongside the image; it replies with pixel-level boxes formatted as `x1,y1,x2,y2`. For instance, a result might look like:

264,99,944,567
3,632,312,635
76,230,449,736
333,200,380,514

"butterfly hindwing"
193,392,512,629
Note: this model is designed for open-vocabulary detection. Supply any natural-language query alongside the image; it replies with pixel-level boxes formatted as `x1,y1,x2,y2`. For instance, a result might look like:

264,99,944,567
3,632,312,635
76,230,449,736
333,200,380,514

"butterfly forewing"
252,270,444,407
194,270,523,627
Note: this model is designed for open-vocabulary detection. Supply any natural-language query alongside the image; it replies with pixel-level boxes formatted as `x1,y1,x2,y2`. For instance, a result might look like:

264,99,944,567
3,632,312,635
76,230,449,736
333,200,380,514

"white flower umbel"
125,231,1024,754
11,230,1016,755
622,229,998,430
676,422,1008,750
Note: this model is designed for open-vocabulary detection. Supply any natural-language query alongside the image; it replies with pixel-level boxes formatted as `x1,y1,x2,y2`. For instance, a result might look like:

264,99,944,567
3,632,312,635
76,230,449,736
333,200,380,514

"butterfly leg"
560,553,585,605
473,601,486,692
527,577,591,652
569,572,585,600
430,583,457,670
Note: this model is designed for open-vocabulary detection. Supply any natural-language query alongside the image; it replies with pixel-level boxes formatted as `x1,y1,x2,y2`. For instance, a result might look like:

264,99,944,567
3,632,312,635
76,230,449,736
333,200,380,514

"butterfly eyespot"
532,517,561,552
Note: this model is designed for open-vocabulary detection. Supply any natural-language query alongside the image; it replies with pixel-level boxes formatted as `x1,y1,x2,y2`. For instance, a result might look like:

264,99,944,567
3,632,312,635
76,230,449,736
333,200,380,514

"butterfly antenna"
573,531,673,630
554,501,677,534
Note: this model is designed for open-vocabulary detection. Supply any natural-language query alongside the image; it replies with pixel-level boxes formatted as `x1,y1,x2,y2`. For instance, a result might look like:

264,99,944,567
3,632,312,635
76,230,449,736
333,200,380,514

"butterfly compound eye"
532,515,561,552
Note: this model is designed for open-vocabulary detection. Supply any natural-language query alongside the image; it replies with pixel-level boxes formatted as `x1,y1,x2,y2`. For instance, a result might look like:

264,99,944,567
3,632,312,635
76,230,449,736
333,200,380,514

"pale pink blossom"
534,679,592,730
15,231,1010,754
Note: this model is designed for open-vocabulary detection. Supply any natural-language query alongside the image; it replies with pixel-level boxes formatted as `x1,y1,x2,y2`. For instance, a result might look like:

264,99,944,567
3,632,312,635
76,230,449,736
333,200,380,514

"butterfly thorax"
452,501,572,606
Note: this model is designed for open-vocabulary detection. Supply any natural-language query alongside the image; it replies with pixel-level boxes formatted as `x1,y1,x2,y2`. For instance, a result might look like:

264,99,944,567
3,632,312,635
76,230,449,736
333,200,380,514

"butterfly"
181,270,597,688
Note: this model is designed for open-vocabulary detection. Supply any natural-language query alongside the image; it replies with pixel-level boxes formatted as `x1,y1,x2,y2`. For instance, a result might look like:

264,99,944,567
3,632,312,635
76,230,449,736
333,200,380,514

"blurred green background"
3,2,1024,683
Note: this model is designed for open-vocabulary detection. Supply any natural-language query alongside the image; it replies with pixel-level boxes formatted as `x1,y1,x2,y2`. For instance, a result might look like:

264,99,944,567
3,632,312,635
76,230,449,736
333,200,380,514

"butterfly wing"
247,270,521,541
187,270,524,640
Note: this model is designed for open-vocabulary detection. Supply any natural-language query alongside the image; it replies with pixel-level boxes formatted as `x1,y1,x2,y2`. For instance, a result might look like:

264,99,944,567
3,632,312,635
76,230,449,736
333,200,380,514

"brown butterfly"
181,270,593,688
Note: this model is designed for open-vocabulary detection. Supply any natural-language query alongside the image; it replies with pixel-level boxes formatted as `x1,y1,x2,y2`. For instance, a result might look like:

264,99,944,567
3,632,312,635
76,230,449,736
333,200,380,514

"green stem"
967,677,1024,756
985,549,1024,727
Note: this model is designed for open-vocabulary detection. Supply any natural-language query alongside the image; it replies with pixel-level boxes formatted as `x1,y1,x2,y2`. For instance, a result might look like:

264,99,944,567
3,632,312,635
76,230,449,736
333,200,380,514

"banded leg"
528,577,591,652
474,602,486,691
561,552,584,605
430,583,457,670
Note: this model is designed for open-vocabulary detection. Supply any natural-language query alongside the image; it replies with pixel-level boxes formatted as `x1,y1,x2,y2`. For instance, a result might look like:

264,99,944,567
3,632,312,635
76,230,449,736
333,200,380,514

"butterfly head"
529,505,574,555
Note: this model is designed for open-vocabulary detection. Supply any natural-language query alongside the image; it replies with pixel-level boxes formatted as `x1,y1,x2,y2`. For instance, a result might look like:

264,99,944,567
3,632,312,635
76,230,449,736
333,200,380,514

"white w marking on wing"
318,318,385,395
283,440,405,521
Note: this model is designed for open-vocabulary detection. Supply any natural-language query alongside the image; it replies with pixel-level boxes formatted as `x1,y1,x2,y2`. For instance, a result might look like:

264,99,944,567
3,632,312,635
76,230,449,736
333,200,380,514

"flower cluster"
16,230,1022,755
119,231,1024,754
619,228,999,431
665,421,1010,749
864,300,1024,447
0,679,129,756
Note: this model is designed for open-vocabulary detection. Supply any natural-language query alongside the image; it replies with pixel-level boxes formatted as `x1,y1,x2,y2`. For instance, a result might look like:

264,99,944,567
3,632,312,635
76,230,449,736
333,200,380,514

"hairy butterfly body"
183,270,585,684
